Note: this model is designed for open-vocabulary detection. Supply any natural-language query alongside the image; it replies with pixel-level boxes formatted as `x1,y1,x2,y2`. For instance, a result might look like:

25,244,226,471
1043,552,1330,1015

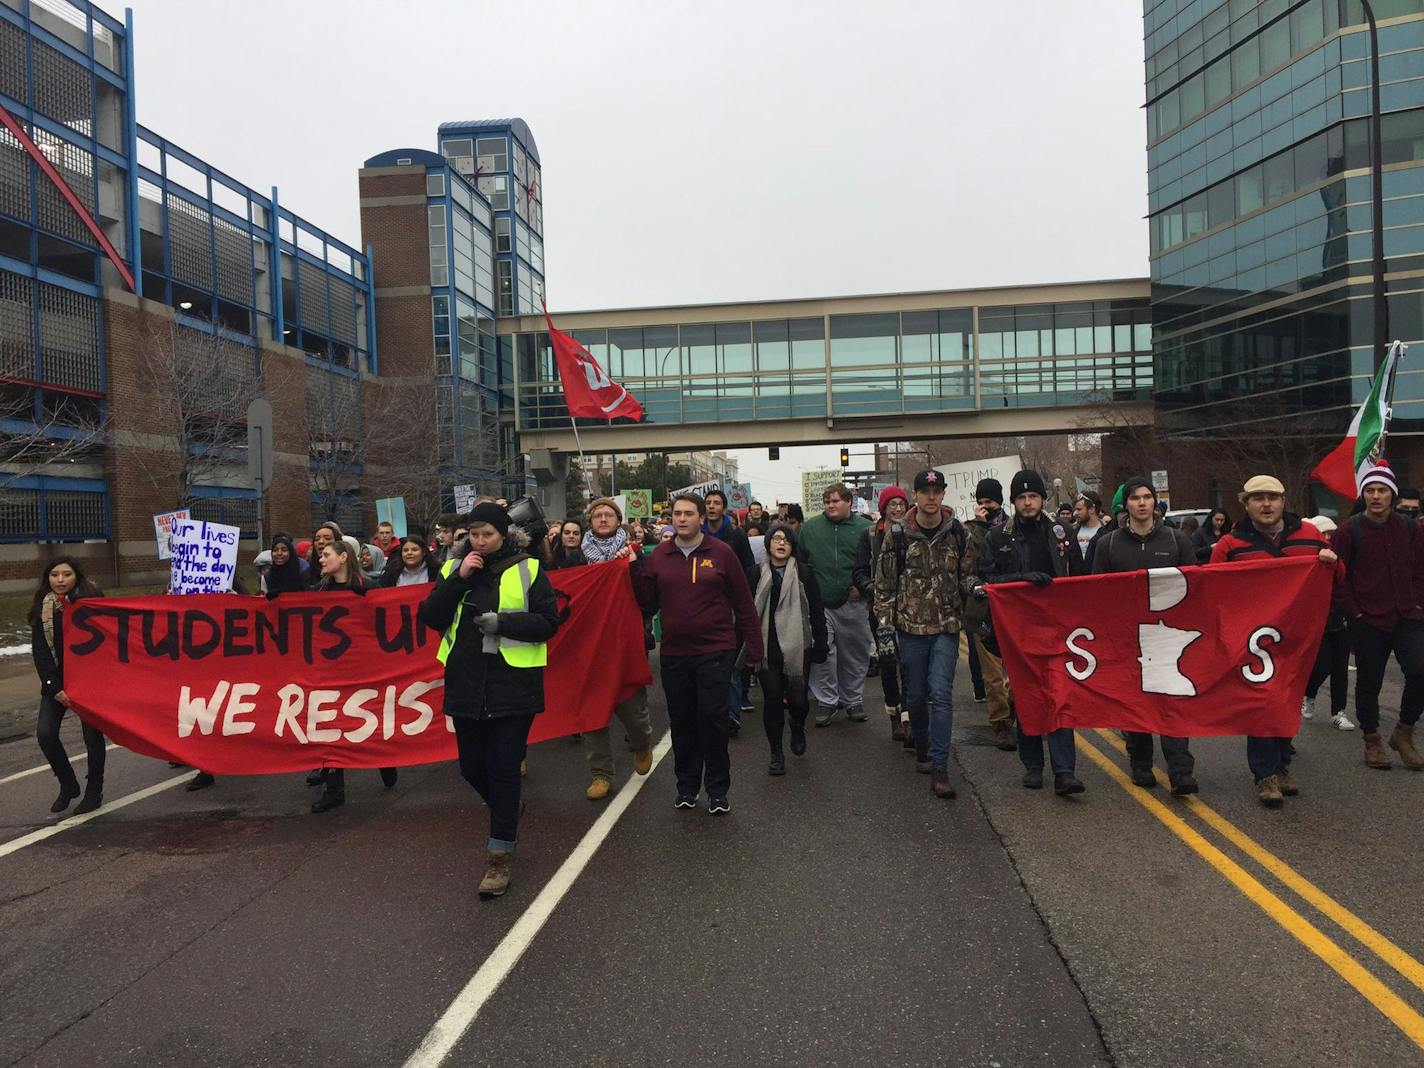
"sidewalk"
0,658,39,742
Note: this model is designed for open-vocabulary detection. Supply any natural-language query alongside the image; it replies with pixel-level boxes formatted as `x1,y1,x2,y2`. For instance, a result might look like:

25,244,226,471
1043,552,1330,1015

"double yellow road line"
1078,729,1424,1048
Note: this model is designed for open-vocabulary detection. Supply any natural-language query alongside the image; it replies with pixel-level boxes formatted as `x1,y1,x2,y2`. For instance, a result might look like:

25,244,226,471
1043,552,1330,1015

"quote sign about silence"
169,519,240,594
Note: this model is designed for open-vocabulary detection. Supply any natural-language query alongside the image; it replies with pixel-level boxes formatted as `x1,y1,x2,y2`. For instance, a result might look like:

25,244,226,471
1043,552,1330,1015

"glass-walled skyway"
501,285,1152,430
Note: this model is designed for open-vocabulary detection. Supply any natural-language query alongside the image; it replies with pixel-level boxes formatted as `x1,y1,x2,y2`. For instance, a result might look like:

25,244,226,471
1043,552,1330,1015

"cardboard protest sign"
169,519,240,594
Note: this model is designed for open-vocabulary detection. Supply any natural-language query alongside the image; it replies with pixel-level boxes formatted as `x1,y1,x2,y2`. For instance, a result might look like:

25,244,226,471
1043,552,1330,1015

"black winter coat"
976,513,1084,657
418,542,562,721
31,587,102,697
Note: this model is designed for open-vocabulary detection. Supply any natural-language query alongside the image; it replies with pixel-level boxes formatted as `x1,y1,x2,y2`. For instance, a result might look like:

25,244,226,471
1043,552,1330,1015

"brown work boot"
1389,723,1424,770
1277,768,1299,796
478,852,513,899
992,720,1015,751
914,737,930,774
1256,775,1283,808
633,747,654,776
585,777,612,801
930,767,956,799
1364,732,1393,770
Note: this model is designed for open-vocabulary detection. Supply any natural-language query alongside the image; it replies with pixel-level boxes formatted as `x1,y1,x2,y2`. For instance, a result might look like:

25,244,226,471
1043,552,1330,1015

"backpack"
1343,512,1417,565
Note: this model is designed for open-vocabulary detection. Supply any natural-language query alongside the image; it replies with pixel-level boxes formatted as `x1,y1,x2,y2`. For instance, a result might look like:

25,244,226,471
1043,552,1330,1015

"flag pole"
1380,339,1406,459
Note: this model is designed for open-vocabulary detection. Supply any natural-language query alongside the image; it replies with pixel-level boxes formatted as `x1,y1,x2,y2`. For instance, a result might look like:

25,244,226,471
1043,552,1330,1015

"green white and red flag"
1310,340,1404,501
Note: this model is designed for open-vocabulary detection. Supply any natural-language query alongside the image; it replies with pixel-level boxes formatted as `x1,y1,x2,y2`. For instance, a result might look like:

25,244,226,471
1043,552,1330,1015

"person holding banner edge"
420,501,562,899
31,557,107,815
975,469,1087,796
1208,474,1340,807
309,538,401,814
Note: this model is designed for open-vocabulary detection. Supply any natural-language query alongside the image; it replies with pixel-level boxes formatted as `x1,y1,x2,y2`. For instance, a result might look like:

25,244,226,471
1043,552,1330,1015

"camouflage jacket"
873,510,978,636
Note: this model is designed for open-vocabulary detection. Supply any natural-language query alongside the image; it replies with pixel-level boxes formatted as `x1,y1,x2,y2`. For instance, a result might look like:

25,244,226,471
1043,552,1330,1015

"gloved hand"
643,619,657,650
1025,572,1054,587
811,640,829,665
475,611,500,635
971,585,988,600
875,625,897,658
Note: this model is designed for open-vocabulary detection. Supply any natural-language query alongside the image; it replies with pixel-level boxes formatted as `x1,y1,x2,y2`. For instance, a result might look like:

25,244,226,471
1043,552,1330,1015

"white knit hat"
1357,459,1398,496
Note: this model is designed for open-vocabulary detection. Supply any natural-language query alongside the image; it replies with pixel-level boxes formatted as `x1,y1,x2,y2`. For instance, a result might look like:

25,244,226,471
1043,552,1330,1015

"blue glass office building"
1146,0,1424,460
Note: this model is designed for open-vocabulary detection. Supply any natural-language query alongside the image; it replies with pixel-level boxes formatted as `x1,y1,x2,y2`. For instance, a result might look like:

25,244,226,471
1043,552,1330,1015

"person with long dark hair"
1193,508,1230,564
379,533,434,586
549,519,586,569
30,556,106,815
748,524,828,774
309,538,399,812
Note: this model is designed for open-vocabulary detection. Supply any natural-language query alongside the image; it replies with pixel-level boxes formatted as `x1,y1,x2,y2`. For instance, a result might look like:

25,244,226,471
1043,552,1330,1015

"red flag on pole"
543,304,644,422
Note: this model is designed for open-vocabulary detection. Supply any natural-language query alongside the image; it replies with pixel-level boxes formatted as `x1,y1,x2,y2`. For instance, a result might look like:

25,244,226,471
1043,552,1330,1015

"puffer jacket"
418,529,562,721
799,511,872,607
873,510,978,636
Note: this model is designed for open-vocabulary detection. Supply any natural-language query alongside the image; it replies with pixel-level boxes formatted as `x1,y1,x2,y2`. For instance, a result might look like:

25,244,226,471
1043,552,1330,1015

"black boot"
186,771,215,791
1054,772,1085,796
50,772,81,814
305,768,323,787
73,777,103,815
789,722,807,756
379,767,399,789
768,751,786,776
914,737,931,774
311,787,345,813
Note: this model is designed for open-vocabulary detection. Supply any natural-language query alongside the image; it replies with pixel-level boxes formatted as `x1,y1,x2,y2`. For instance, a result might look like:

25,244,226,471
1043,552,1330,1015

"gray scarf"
581,525,628,563
754,557,808,677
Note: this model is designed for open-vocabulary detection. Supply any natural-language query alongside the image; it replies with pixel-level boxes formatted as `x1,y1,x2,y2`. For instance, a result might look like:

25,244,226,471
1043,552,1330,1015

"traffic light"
769,446,780,460
839,447,849,468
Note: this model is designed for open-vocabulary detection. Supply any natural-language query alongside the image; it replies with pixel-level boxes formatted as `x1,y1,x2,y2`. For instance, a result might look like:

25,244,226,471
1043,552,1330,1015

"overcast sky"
117,0,1149,502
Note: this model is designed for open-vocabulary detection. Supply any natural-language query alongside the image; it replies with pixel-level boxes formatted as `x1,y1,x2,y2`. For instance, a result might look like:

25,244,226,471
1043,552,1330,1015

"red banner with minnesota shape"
986,557,1331,738
62,560,651,774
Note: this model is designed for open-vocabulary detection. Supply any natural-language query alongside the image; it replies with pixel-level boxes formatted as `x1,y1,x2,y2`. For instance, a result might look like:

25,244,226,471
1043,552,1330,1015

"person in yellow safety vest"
418,502,561,900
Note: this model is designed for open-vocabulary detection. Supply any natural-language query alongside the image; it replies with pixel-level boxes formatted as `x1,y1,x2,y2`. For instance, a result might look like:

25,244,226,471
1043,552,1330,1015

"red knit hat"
878,485,909,513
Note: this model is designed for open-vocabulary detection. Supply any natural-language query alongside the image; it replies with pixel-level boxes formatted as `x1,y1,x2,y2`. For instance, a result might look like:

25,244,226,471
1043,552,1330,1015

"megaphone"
504,494,548,545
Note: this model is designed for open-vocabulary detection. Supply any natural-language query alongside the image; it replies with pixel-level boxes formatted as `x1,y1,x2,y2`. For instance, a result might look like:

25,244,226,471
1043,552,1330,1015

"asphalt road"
2,654,1423,1067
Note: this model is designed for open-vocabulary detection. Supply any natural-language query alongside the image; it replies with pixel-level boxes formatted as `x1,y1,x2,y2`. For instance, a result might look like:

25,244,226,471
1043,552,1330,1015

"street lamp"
1363,0,1388,370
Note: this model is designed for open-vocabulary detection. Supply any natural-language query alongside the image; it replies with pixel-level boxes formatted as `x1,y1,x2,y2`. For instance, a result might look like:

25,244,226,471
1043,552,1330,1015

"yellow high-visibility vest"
436,556,548,668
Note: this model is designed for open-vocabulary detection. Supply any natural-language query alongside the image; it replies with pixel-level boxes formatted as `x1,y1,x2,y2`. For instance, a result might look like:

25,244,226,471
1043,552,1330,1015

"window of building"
476,137,508,173
429,205,448,288
478,174,508,211
495,217,511,253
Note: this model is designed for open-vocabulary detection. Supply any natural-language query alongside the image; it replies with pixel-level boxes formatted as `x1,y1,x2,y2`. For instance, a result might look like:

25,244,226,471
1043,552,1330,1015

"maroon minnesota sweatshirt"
630,535,764,661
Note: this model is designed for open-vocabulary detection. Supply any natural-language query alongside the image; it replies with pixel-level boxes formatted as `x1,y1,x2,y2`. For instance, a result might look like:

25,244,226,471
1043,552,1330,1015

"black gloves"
1025,572,1054,587
811,641,829,665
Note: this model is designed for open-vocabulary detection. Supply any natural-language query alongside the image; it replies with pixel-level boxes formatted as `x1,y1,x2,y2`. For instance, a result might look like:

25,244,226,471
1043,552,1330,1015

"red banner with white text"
986,556,1331,738
62,560,652,773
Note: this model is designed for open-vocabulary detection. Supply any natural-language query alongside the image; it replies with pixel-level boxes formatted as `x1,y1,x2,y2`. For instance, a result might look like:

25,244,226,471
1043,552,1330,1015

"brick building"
0,1,535,591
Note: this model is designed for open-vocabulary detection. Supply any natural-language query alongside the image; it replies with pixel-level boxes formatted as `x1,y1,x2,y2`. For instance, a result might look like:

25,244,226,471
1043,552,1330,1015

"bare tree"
130,318,260,508
354,372,447,538
0,383,107,480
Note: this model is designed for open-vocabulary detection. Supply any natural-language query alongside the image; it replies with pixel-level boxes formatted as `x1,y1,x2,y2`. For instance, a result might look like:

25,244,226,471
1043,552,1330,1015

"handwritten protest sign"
169,519,240,594
152,509,191,561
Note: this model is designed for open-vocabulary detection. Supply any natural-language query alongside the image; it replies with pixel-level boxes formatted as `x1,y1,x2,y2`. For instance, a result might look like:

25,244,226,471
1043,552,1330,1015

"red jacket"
1329,512,1424,629
1209,513,1329,563
631,535,764,661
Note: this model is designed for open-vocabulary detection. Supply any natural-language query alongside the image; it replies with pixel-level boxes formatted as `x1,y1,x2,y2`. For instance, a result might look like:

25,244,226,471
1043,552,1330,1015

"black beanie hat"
466,501,511,536
1009,470,1047,500
974,477,1003,504
1121,474,1156,503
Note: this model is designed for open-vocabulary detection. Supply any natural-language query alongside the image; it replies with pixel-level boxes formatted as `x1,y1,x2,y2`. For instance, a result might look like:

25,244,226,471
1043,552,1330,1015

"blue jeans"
1246,736,1292,781
966,631,985,698
1018,725,1077,774
897,630,960,770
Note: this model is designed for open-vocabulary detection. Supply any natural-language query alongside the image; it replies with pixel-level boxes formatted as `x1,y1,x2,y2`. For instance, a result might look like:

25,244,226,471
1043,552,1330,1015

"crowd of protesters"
25,458,1424,900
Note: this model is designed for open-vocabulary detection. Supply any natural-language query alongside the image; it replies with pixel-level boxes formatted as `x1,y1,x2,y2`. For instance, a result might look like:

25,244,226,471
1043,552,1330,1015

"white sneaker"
1331,711,1356,731
1300,697,1314,720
